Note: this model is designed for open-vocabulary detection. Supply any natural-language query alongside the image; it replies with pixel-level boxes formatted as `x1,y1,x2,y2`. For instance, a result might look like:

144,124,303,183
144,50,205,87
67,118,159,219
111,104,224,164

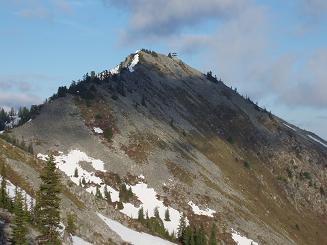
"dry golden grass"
166,160,194,186
186,132,327,245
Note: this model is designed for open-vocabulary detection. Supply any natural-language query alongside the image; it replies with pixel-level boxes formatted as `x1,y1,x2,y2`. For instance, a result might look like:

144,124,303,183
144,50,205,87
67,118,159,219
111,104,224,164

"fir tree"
104,185,111,203
182,226,192,245
66,213,77,235
96,186,103,199
177,213,186,238
141,95,146,107
138,207,144,222
209,223,217,245
35,155,61,244
81,177,86,186
12,190,28,245
154,207,160,219
0,164,9,209
164,208,171,221
116,201,124,210
74,168,78,178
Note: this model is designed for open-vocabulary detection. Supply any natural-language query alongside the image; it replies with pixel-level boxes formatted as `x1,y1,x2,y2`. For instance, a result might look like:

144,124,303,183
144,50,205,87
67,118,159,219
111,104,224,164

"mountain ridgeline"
1,49,326,244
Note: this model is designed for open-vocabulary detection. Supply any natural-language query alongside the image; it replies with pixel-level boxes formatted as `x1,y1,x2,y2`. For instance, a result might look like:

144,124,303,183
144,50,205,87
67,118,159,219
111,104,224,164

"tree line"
0,156,65,244
0,105,41,131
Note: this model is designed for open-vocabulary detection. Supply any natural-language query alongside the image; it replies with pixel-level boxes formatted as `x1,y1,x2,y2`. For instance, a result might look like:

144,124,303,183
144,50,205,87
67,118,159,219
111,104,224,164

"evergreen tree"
74,168,78,178
141,95,146,107
154,207,160,219
81,177,86,186
196,226,206,245
66,213,77,235
209,223,217,245
116,201,124,210
35,155,61,244
138,207,144,221
177,213,186,238
182,226,192,245
104,185,111,203
12,190,28,245
0,164,9,209
96,186,103,199
164,208,171,221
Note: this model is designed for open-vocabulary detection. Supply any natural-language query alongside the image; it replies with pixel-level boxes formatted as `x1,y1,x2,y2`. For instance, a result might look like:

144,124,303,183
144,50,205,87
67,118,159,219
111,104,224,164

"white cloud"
0,92,42,109
105,0,250,38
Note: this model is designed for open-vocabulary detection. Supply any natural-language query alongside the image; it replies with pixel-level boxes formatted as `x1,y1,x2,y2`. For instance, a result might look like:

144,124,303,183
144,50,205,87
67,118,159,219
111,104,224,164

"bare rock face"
5,50,327,244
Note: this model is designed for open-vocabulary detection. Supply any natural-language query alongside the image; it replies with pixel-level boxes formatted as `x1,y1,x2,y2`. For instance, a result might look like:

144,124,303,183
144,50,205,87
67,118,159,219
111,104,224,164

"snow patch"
72,235,93,245
97,213,176,245
37,150,120,202
129,54,139,72
0,131,4,134
0,176,35,209
188,201,216,217
231,229,258,245
308,135,327,148
283,123,296,131
138,174,145,179
121,183,186,234
93,127,103,134
110,64,120,74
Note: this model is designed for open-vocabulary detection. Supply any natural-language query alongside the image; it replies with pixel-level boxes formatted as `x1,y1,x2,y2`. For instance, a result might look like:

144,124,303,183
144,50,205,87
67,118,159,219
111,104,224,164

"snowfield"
37,150,120,202
93,127,103,134
97,213,176,245
308,135,327,148
110,64,120,74
188,201,216,217
72,235,93,245
231,229,258,245
38,150,186,235
121,183,186,234
129,53,139,72
0,176,34,209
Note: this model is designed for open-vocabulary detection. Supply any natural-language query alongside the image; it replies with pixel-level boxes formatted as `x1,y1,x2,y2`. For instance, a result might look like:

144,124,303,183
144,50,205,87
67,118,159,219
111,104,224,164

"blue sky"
0,0,326,139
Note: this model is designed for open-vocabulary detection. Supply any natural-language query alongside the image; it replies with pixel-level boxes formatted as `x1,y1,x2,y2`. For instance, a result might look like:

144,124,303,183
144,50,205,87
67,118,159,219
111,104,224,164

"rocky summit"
0,49,326,244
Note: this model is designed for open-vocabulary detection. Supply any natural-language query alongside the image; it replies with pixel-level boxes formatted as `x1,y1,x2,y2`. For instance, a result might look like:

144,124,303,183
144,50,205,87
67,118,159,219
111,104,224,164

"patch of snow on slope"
121,182,186,234
188,201,216,217
0,176,34,209
93,127,103,134
308,135,327,148
129,53,139,72
110,64,120,74
231,229,258,245
0,131,3,134
72,235,93,245
97,213,176,245
283,123,296,131
37,151,119,202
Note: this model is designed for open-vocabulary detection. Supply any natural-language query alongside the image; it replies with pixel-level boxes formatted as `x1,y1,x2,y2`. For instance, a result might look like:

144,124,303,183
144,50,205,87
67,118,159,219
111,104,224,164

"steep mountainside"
3,50,326,244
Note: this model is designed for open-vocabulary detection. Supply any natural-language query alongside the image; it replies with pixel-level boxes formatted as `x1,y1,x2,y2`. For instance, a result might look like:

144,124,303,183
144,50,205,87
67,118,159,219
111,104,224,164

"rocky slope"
2,49,326,244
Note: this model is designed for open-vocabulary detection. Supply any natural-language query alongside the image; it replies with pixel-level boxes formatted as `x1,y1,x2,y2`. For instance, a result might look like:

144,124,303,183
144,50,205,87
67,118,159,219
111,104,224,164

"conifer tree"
96,186,103,199
81,177,86,186
35,155,61,244
138,207,144,222
177,213,186,238
182,226,192,245
154,207,160,219
104,185,112,203
12,190,28,245
164,208,171,221
66,213,77,236
209,223,217,245
0,163,9,209
74,168,78,178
